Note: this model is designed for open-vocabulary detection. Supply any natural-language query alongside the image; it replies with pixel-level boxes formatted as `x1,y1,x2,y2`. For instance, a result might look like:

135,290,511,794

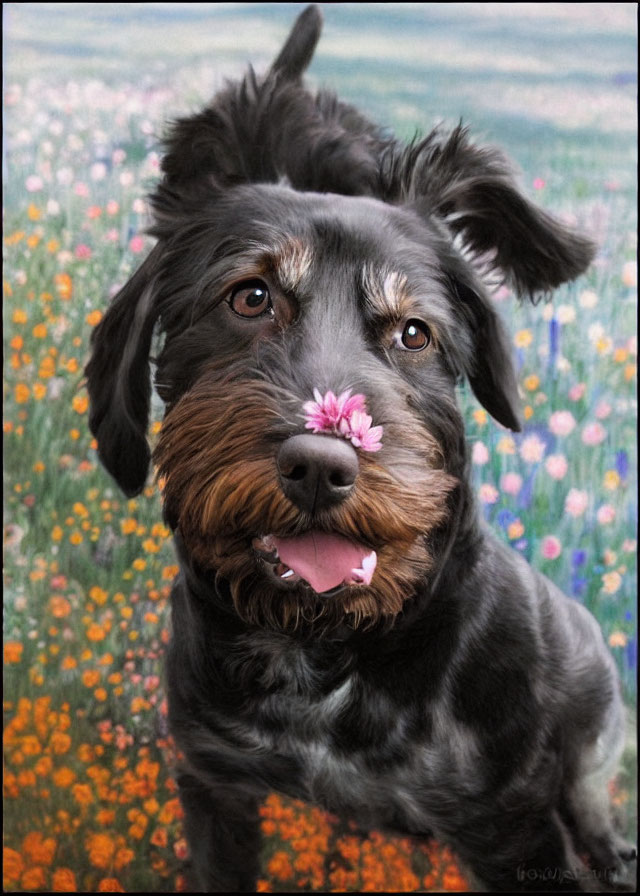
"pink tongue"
272,532,377,594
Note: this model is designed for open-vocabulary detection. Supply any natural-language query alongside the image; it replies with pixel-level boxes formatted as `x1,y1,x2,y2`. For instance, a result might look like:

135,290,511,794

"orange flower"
86,309,103,326
49,730,71,755
4,641,23,664
21,866,47,889
86,832,116,869
32,322,48,339
86,623,107,642
72,394,88,414
72,782,93,806
54,273,73,300
22,830,57,865
34,755,53,777
52,868,77,891
14,383,30,403
97,878,125,892
89,585,108,605
49,595,72,618
3,847,24,886
150,828,168,848
114,846,135,870
267,850,294,882
52,767,76,788
82,669,101,688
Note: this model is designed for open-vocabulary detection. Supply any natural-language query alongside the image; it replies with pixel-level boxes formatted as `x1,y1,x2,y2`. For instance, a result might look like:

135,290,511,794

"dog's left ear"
85,245,162,497
384,125,596,300
448,274,523,432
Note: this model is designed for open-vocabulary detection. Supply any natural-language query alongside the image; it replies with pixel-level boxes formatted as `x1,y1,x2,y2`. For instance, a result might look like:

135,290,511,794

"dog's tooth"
281,568,295,579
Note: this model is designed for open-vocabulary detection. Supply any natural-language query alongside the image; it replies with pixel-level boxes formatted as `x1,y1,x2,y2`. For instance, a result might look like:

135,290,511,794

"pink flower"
544,454,568,480
519,434,546,463
564,488,589,517
479,483,499,504
106,200,119,215
568,383,586,401
303,389,382,452
500,472,523,496
74,244,92,260
541,535,562,559
533,177,546,190
25,174,44,192
74,181,89,197
595,400,611,420
129,235,145,253
548,410,576,437
596,504,616,525
472,441,490,465
581,422,606,446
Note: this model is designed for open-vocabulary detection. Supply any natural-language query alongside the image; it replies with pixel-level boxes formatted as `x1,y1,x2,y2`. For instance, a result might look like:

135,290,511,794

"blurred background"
3,3,637,892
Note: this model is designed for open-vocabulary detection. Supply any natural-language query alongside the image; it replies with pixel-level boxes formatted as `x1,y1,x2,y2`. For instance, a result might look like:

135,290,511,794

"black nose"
277,434,359,514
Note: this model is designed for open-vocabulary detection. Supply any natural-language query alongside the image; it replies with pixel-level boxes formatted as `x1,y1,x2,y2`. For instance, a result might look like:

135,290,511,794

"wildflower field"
3,3,637,892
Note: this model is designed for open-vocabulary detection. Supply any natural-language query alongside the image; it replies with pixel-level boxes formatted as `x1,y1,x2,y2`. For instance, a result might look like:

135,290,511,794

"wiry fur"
85,5,635,891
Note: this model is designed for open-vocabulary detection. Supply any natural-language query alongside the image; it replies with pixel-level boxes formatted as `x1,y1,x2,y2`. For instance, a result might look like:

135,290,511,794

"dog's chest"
241,649,483,831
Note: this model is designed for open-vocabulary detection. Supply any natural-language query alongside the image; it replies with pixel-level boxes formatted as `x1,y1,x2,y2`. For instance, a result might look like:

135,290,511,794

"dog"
85,5,636,891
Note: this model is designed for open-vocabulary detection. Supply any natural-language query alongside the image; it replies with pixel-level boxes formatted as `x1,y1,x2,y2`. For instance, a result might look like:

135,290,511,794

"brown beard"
154,365,457,631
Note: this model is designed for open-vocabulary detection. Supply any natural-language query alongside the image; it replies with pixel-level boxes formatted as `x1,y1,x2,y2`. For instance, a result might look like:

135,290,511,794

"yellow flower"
27,203,42,221
523,374,540,391
12,309,28,324
603,470,620,490
507,520,525,540
514,329,533,348
472,408,487,426
602,571,622,595
609,631,628,648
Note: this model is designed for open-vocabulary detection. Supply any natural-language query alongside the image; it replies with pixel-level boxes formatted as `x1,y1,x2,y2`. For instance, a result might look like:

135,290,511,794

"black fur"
85,6,635,891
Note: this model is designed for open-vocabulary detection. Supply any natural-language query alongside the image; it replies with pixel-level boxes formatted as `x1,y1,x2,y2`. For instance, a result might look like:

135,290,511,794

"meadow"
3,3,637,892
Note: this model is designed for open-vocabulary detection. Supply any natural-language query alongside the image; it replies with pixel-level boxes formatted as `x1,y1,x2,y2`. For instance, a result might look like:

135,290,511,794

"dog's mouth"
252,532,377,595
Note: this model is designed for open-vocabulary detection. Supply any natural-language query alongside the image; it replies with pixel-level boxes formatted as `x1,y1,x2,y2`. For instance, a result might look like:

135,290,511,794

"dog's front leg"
178,771,265,892
451,808,594,892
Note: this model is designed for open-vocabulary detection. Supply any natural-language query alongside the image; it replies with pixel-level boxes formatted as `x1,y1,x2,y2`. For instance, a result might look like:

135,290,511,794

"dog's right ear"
85,244,162,497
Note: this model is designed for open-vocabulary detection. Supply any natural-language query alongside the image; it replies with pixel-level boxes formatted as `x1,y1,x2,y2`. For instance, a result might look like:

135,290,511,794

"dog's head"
86,5,594,630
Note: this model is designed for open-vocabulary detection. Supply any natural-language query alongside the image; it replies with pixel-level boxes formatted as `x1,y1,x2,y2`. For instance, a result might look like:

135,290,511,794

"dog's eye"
399,319,431,351
229,281,272,318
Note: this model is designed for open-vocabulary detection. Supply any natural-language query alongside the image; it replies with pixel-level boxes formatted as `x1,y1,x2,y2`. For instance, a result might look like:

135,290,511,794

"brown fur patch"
154,363,456,631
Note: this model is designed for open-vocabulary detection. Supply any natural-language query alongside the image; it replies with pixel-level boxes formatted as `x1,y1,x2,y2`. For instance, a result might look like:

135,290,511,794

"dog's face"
85,8,595,632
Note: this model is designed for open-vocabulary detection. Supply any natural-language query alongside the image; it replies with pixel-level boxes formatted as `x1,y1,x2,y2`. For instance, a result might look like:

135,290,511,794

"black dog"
86,6,635,891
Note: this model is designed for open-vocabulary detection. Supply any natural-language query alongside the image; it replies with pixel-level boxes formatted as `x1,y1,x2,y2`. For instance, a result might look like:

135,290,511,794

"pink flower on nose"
303,389,383,452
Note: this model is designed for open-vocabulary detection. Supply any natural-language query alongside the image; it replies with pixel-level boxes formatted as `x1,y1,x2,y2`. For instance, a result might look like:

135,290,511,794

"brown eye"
400,319,431,351
229,281,272,318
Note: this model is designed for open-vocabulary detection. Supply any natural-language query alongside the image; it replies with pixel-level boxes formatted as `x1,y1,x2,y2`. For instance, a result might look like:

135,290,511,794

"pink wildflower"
303,389,382,452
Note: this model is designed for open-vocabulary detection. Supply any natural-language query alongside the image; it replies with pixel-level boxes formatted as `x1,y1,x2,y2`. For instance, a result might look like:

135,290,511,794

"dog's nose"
277,434,359,514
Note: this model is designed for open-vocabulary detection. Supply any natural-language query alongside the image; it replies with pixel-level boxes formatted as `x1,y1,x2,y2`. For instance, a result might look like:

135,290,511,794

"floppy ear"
384,124,596,300
449,276,522,432
85,244,162,497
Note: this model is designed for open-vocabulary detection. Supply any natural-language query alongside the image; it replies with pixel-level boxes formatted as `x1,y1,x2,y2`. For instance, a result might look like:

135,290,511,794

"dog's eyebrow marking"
361,265,413,320
271,238,314,293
